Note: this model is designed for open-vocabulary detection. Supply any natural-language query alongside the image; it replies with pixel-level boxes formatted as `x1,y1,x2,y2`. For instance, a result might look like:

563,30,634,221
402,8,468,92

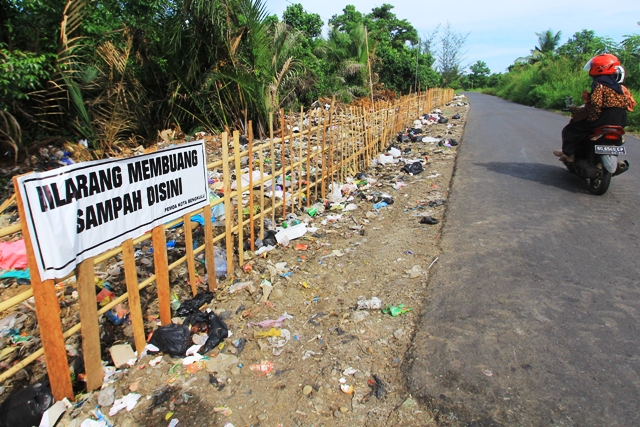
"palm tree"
534,29,562,55
516,29,562,64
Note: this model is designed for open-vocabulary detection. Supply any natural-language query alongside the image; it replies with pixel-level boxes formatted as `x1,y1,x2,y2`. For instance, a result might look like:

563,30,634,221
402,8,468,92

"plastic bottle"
209,189,225,220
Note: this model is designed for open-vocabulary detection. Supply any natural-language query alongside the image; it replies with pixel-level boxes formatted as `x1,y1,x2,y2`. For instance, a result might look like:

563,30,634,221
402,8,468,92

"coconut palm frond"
0,111,21,164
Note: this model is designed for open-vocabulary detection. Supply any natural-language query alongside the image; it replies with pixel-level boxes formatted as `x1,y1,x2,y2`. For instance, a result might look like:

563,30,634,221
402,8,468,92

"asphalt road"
405,92,640,427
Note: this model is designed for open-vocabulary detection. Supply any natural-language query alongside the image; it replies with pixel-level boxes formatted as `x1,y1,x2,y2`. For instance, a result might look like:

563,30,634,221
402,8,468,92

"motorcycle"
561,125,629,195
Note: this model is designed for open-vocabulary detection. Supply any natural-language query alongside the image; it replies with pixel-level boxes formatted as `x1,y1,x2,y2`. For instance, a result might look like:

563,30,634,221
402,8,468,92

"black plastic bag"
148,323,191,357
438,117,448,124
175,291,214,317
0,382,53,427
184,311,229,354
401,161,423,175
452,113,461,119
262,229,278,247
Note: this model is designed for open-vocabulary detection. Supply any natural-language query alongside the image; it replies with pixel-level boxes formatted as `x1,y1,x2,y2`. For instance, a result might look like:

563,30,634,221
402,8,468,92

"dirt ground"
1,97,469,427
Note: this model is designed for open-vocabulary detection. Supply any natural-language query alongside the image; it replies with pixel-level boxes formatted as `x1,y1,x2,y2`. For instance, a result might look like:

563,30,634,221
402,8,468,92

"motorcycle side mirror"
563,96,575,111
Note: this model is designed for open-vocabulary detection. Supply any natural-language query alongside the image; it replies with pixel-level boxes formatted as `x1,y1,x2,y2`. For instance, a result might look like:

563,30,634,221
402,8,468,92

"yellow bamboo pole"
233,131,244,266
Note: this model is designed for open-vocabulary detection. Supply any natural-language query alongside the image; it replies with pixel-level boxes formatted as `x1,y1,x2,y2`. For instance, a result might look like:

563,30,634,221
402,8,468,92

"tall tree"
282,4,322,39
436,23,469,87
534,29,562,54
469,60,490,88
556,30,615,59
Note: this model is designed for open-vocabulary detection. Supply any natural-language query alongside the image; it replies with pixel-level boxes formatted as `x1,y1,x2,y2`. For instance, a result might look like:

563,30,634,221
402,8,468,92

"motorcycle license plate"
594,145,625,155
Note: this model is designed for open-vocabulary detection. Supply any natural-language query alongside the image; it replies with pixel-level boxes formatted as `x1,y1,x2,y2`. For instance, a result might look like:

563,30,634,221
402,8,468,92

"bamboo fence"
0,89,453,399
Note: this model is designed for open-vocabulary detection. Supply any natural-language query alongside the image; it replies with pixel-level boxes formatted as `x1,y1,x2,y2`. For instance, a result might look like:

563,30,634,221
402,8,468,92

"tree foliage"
0,0,458,159
435,23,469,87
494,26,640,130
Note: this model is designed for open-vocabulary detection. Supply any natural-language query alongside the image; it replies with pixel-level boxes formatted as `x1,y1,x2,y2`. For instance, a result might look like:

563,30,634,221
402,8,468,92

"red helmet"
583,54,621,76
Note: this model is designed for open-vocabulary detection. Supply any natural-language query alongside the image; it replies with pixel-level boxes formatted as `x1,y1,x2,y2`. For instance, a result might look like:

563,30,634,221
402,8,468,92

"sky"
265,0,640,74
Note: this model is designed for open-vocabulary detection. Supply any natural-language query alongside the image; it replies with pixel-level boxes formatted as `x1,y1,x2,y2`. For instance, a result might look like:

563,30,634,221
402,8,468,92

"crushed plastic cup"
382,304,412,316
249,361,275,375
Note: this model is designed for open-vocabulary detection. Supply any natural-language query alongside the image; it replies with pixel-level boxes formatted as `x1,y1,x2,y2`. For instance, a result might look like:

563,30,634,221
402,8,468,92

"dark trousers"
562,108,627,156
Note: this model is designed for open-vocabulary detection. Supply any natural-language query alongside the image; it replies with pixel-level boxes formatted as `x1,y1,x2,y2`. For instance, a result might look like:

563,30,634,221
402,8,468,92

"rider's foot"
559,154,575,163
553,150,564,157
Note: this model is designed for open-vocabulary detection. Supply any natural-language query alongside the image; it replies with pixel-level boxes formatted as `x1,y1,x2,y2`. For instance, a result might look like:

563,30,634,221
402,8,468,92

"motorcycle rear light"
604,133,620,140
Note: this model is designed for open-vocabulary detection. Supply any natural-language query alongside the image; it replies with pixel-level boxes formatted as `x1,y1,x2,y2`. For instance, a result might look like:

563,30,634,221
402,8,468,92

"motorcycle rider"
554,53,636,162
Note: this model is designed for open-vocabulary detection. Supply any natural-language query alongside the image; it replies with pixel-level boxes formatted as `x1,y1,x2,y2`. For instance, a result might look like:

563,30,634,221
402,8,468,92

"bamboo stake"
298,106,304,210
77,258,102,392
305,108,312,207
152,226,171,326
320,108,328,199
288,110,295,210
183,213,197,296
269,112,276,227
233,131,244,266
222,132,234,278
280,109,286,220
202,202,217,291
248,121,255,251
259,148,265,239
122,239,146,355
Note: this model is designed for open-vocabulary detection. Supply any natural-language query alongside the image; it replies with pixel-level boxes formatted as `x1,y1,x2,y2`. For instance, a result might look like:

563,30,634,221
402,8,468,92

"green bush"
627,88,640,132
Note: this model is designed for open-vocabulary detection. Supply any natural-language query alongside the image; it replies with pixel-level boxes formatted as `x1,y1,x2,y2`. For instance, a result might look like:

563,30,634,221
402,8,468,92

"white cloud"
266,0,640,73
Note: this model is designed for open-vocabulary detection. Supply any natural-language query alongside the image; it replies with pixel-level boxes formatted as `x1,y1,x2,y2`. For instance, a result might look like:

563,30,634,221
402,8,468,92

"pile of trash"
0,96,468,427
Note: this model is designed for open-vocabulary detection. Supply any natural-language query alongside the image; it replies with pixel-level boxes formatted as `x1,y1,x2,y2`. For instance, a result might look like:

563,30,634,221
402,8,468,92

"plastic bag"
401,162,423,175
262,230,278,247
0,382,53,427
184,311,229,354
148,323,191,357
214,246,227,277
175,291,214,317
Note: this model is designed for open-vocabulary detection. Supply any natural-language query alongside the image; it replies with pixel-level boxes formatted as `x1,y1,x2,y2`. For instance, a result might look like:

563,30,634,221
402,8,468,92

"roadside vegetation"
0,0,470,161
471,28,640,131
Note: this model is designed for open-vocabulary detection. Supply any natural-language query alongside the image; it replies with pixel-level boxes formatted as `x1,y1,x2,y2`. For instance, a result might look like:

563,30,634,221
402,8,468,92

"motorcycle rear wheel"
588,170,611,195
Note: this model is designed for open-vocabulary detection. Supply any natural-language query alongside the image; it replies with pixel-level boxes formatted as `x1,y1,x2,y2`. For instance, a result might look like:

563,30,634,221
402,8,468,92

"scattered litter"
38,399,70,427
383,305,412,316
419,216,439,225
175,291,214,316
109,344,137,368
205,353,239,374
0,240,27,270
368,375,387,399
0,382,53,427
148,323,191,357
108,393,141,416
357,297,382,310
405,265,425,278
248,312,292,328
401,161,423,175
249,361,275,375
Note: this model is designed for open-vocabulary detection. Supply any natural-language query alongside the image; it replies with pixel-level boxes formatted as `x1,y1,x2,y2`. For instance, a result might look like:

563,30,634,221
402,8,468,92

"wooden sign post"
13,177,74,400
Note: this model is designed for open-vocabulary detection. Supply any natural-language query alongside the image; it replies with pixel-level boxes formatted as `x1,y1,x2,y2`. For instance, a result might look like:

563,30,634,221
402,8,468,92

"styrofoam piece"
231,170,271,190
378,154,397,165
275,223,308,243
422,136,440,143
